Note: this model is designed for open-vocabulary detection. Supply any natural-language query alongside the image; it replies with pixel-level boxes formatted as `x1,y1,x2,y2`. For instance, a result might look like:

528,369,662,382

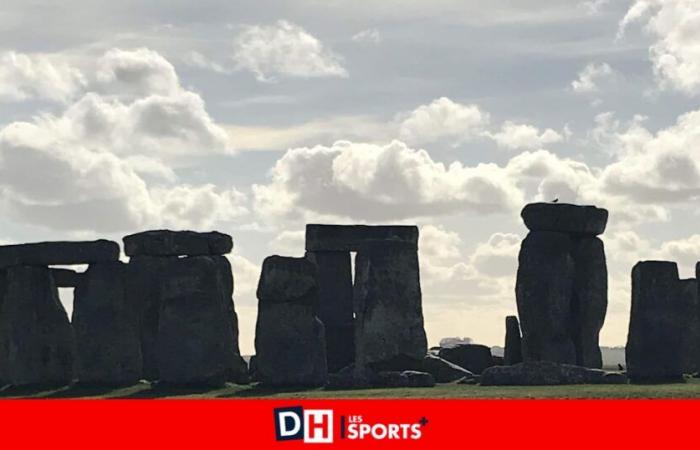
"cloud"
487,122,564,150
397,97,490,146
232,20,347,82
0,48,244,233
252,140,524,221
0,51,86,103
571,62,614,93
352,28,382,44
269,230,306,255
618,0,700,95
470,232,520,278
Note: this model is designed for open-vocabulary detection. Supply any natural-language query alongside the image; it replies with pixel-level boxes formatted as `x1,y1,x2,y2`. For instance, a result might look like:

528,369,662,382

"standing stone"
353,240,427,374
156,256,240,386
306,250,354,373
516,231,577,364
255,256,327,387
626,261,685,382
504,315,523,365
679,278,699,374
0,265,75,386
72,261,142,385
51,268,83,288
213,255,250,384
126,255,176,380
571,237,607,368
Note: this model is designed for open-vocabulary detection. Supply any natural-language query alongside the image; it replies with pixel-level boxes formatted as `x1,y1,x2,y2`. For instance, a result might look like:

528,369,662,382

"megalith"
680,278,699,374
305,250,354,373
255,256,327,387
516,203,608,368
353,240,427,375
0,265,75,386
438,344,493,374
504,315,523,365
156,255,243,386
626,261,686,382
72,261,142,385
123,230,247,384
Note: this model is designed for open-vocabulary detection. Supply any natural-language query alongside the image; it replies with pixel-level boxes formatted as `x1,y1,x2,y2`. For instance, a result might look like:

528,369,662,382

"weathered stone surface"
438,344,493,374
213,255,250,384
421,354,474,383
377,370,435,388
516,231,577,364
571,236,607,368
504,316,523,365
156,256,241,386
0,265,75,386
679,279,700,374
123,230,232,257
306,224,418,252
126,255,176,380
353,241,427,375
306,250,354,373
521,203,608,236
72,261,142,385
0,240,119,269
51,268,83,288
480,361,628,386
626,261,686,382
248,355,259,382
492,355,505,365
255,256,327,387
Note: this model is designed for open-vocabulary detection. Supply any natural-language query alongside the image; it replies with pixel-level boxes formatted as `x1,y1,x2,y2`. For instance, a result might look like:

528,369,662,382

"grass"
3,378,700,399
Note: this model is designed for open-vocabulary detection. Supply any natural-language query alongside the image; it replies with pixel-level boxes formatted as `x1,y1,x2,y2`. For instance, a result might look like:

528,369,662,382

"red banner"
0,399,697,448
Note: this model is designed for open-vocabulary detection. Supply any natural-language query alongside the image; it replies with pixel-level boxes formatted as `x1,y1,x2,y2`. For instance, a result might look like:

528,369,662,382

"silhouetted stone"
571,236,607,368
354,240,427,375
438,344,493,374
521,203,608,236
213,255,250,384
248,355,259,382
0,265,75,386
492,355,505,365
306,250,354,373
480,361,627,386
504,316,523,365
51,268,83,288
305,224,418,252
377,370,435,388
0,240,119,269
516,231,577,364
255,256,327,387
679,279,700,374
126,255,176,380
123,230,232,257
157,256,241,386
421,354,474,383
72,261,142,385
626,261,685,382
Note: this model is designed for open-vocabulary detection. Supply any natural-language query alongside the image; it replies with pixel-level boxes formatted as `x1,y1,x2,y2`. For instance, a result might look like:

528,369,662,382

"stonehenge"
0,230,248,388
254,256,327,387
625,262,690,382
516,203,608,368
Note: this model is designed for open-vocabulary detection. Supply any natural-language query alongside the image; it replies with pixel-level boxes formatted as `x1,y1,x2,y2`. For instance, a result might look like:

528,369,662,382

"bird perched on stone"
552,198,559,203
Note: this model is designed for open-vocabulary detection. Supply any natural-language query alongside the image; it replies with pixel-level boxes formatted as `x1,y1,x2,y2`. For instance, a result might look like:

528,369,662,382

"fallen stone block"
438,344,493,374
480,361,628,386
421,354,474,383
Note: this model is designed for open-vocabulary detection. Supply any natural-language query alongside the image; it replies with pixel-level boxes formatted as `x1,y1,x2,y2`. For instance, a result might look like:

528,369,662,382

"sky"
1,0,700,354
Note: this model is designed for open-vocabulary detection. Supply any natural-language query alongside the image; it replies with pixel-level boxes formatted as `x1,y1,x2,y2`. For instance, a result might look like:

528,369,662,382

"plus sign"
418,417,429,427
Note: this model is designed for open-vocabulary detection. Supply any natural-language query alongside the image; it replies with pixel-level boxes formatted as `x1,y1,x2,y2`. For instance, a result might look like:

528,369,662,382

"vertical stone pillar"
156,256,242,386
679,278,699,375
306,250,354,372
0,265,75,386
626,261,685,382
353,240,427,376
504,315,523,365
516,203,608,368
73,261,142,385
255,256,327,387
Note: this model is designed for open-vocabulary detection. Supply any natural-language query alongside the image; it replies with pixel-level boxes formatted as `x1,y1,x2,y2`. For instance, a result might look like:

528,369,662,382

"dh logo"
274,406,333,444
